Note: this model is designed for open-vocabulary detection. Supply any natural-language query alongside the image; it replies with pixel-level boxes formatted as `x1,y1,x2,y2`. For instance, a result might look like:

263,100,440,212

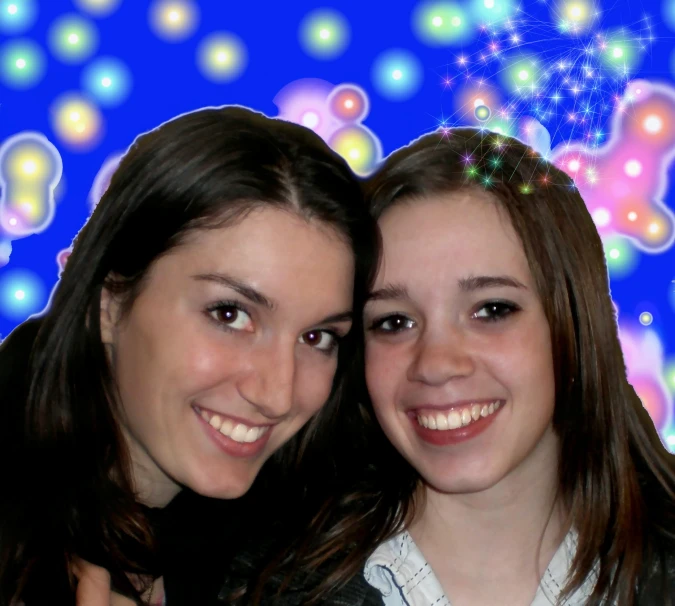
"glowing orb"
624,159,642,177
601,28,643,75
568,159,581,172
196,32,247,83
0,0,37,34
81,56,132,107
50,93,104,151
412,1,474,46
299,8,350,60
639,311,653,326
48,13,98,64
501,56,539,94
74,0,122,17
469,0,514,25
643,114,663,134
0,268,46,321
474,104,491,121
0,38,45,89
371,49,423,101
0,132,63,236
602,235,639,279
328,125,382,176
592,207,611,227
328,84,369,122
301,111,320,129
149,0,199,42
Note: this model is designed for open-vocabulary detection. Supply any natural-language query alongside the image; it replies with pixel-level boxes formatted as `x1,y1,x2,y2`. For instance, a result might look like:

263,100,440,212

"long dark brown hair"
246,127,675,604
0,106,378,605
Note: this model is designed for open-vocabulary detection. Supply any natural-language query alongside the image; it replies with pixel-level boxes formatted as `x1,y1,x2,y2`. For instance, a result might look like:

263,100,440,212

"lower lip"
411,403,504,446
194,408,273,458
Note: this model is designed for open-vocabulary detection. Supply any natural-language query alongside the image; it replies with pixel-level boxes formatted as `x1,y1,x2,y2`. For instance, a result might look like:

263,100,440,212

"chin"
421,466,503,495
186,467,258,500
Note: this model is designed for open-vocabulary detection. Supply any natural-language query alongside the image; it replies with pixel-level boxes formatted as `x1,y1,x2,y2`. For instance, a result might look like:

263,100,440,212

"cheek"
365,342,400,411
295,358,339,415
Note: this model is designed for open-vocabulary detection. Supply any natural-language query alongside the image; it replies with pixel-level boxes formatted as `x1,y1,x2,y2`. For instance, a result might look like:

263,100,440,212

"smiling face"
364,189,558,496
101,207,355,506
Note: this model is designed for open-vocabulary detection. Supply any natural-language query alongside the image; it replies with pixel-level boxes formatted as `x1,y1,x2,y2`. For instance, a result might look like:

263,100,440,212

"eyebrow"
192,273,277,310
192,272,353,325
367,275,526,302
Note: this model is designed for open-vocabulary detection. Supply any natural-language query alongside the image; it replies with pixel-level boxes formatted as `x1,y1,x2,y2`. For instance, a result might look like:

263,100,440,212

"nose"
408,327,476,386
237,340,296,419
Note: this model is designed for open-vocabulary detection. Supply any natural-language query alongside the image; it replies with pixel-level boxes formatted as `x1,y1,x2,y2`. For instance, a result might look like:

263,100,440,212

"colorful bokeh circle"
0,268,46,322
602,235,639,280
474,104,491,121
0,0,37,34
0,38,45,89
328,84,369,122
196,32,248,83
48,13,99,64
412,1,474,46
299,8,350,60
328,125,381,177
81,57,132,107
469,0,515,26
149,0,200,42
73,0,123,18
50,93,104,151
371,49,423,102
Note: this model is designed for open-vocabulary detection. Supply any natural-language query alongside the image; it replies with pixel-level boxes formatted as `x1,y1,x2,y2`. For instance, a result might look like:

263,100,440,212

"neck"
410,429,567,584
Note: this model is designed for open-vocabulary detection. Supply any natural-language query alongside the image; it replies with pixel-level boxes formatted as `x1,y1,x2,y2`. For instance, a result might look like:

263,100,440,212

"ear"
100,283,123,346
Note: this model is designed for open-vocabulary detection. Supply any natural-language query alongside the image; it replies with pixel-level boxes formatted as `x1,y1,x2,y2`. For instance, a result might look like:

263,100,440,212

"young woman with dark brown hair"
0,105,380,605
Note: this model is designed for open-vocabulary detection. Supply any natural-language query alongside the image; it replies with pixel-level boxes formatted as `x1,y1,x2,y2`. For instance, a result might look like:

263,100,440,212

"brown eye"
208,305,253,331
299,330,337,352
370,314,415,333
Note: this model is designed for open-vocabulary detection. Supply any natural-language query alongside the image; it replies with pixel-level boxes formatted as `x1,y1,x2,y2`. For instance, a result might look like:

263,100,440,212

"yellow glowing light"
22,160,37,175
52,95,103,148
648,222,660,234
150,0,199,42
69,111,80,121
197,32,247,83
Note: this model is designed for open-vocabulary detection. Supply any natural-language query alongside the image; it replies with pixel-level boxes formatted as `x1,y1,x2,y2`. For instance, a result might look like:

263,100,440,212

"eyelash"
368,300,521,333
206,300,343,356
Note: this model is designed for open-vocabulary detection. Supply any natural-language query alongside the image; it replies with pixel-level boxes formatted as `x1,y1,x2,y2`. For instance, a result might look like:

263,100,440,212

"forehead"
375,190,532,287
147,207,354,300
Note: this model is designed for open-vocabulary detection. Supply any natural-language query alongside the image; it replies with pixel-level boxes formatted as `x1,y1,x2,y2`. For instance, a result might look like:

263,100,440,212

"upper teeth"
198,408,270,443
418,401,501,430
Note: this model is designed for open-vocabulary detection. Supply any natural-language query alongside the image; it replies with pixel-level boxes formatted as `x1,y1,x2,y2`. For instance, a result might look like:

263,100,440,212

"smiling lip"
193,405,274,458
409,399,505,446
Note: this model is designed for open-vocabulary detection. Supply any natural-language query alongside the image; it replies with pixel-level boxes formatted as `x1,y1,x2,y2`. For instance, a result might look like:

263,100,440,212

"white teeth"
200,409,210,422
209,414,222,430
230,423,249,443
447,410,462,429
244,427,260,443
417,401,504,432
219,418,234,437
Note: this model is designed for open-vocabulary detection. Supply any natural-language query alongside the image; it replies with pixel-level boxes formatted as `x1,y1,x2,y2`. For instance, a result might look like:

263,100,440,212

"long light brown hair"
245,126,675,605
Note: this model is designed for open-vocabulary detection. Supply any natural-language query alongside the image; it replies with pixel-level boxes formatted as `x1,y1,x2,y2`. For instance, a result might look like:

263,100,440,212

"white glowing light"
568,159,580,172
624,159,642,177
593,208,611,227
7,4,17,15
15,58,26,69
14,290,25,300
451,16,461,26
432,15,442,27
68,33,79,44
101,76,112,87
644,114,663,134
301,111,319,129
392,69,402,80
609,248,620,259
628,211,638,221
612,47,623,58
22,160,36,174
319,28,330,39
484,0,495,7
518,69,529,81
